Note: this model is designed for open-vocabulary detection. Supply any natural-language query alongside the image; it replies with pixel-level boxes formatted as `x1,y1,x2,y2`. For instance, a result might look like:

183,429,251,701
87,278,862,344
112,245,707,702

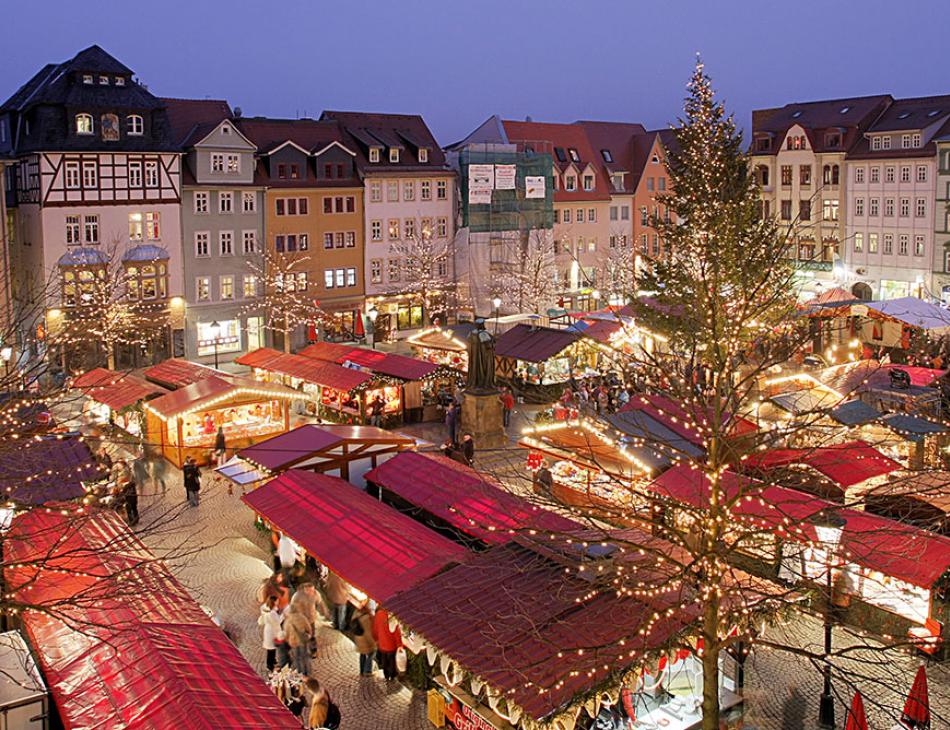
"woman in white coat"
259,594,286,671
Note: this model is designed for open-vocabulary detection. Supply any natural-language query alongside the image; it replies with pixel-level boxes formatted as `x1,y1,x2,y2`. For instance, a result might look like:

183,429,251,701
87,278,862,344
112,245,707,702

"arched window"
758,165,769,187
75,113,93,135
126,114,144,135
831,165,840,185
822,165,831,185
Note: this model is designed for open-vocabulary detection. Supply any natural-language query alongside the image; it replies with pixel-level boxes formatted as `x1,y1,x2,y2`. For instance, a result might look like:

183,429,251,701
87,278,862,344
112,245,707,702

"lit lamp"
492,296,502,335
209,320,221,369
0,346,12,382
808,509,847,730
367,306,379,350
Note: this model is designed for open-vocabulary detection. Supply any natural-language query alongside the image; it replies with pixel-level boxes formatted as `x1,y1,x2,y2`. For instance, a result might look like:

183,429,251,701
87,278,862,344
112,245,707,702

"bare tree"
496,227,559,314
388,225,455,327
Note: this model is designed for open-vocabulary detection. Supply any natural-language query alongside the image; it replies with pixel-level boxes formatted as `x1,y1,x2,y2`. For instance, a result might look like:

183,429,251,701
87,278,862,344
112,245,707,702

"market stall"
72,367,167,441
494,324,581,387
407,324,473,372
864,472,950,536
142,357,223,390
142,375,299,467
0,435,101,507
815,361,947,419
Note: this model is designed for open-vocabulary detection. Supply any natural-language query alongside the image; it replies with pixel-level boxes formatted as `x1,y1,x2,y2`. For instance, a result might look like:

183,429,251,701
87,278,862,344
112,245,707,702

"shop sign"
494,164,516,190
444,697,500,730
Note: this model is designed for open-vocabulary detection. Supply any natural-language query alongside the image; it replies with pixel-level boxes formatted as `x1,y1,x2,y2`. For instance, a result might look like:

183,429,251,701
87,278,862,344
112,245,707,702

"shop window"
196,319,241,356
396,303,424,330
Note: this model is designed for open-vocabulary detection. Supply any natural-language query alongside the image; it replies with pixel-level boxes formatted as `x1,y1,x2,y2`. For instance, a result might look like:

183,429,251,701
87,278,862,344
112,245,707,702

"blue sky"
3,0,947,144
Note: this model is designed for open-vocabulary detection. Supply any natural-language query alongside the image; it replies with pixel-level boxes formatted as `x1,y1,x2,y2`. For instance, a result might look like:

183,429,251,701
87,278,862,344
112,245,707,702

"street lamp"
209,320,221,369
492,296,502,335
0,346,12,385
809,509,847,729
367,306,379,350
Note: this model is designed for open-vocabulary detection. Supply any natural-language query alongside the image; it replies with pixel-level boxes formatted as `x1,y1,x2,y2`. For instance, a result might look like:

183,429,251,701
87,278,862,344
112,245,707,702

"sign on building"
494,165,516,190
524,176,546,199
469,164,494,204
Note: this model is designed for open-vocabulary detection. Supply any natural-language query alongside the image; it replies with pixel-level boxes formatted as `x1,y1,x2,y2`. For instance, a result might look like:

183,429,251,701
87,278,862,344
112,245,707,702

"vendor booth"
142,375,299,467
815,361,946,419
143,357,222,390
407,324,473,372
0,435,101,507
494,324,582,387
864,472,950,536
72,367,167,441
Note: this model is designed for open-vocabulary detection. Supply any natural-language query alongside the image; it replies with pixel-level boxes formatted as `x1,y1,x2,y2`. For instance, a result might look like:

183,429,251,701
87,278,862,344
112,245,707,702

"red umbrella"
845,691,868,730
902,665,930,728
354,309,365,338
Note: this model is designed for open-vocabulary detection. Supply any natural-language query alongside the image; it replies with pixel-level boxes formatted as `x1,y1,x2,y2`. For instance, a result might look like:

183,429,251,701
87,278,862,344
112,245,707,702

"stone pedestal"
460,389,507,450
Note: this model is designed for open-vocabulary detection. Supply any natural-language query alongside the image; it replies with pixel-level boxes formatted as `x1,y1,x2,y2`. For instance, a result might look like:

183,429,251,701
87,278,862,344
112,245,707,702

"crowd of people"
559,376,634,416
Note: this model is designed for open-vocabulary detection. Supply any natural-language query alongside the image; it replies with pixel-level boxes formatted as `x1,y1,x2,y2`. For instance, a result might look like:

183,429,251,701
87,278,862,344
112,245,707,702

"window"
129,213,143,241
346,268,356,287
403,181,415,201
899,234,909,255
945,250,950,273
242,192,256,213
219,191,233,213
404,218,416,239
126,115,143,135
369,181,382,203
917,166,927,183
83,74,93,84
66,215,81,245
799,165,811,186
799,200,811,221
658,177,666,191
563,209,571,223
647,177,655,191
853,233,863,252
855,198,864,216
884,233,893,254
276,197,307,215
220,275,234,300
388,258,401,282
855,167,865,184
915,235,925,256
610,206,618,221
82,160,97,188
243,275,257,298
421,217,432,237
882,136,891,150
568,148,580,162
242,230,256,254
583,175,594,191
900,198,910,217
389,148,400,163
84,215,98,244
437,180,447,199
884,166,893,183
885,198,894,216
576,209,584,223
437,217,447,238
323,163,334,179
418,148,428,163
901,166,911,183
652,235,660,255
369,148,380,163
781,166,792,186
211,154,224,172
289,164,300,179
589,238,597,252
144,161,158,188
387,181,399,202
553,209,559,224
822,200,839,221
869,198,879,216
370,259,382,283
912,133,922,148
371,220,382,241
194,232,210,257
916,198,926,217
76,114,93,135
902,134,912,149
869,232,878,253
621,205,630,220
421,180,431,200
640,206,648,225
437,259,447,277
194,191,209,213
323,233,333,249
588,208,596,222
344,232,355,247
196,277,211,301
781,200,792,220
565,175,576,191
275,235,285,252
145,212,160,240
285,234,298,252
65,161,80,189
388,219,400,240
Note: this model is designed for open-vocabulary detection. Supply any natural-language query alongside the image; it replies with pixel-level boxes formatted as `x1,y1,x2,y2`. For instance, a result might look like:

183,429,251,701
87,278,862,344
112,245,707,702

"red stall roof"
144,375,299,419
299,341,356,363
365,451,579,544
243,470,467,602
494,324,580,363
142,358,223,390
5,507,298,729
236,347,373,391
299,342,440,381
745,441,901,487
73,367,166,411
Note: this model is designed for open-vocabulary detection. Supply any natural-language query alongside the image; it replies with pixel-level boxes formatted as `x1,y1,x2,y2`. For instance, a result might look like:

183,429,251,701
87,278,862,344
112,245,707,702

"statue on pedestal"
466,319,497,394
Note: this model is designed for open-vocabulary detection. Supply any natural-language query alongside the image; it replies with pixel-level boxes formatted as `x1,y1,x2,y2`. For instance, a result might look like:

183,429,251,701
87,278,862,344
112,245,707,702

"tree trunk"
283,312,291,353
106,343,115,370
701,600,721,730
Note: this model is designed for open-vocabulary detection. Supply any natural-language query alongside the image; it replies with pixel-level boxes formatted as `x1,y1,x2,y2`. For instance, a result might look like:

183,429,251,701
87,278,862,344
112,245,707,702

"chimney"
525,115,533,122
233,106,242,118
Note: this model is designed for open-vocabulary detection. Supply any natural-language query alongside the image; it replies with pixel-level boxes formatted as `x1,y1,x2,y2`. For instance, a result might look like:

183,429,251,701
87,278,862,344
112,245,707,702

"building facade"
165,99,266,364
0,45,183,368
934,136,950,301
323,111,456,339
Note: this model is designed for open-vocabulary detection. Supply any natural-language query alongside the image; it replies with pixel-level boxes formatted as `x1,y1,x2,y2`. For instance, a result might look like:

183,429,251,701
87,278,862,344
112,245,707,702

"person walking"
326,572,350,631
182,457,201,507
132,448,149,493
122,476,139,526
368,394,385,427
95,446,113,475
461,433,475,467
214,426,227,466
283,600,314,675
150,453,167,493
291,583,327,658
350,600,377,676
499,387,515,428
372,607,402,681
445,401,459,446
259,594,286,672
303,678,340,729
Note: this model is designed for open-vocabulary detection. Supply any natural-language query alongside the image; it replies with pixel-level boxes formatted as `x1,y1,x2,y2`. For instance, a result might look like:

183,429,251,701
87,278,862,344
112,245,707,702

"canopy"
300,342,440,381
817,361,946,397
828,399,881,426
880,413,948,442
406,325,473,353
4,507,298,729
72,367,166,411
242,469,467,603
845,691,868,730
744,441,901,488
214,454,268,486
805,287,858,308
144,375,299,420
607,410,706,461
769,387,841,415
142,358,222,390
365,451,579,545
861,297,950,332
519,422,651,477
494,324,580,363
236,347,372,391
0,436,100,504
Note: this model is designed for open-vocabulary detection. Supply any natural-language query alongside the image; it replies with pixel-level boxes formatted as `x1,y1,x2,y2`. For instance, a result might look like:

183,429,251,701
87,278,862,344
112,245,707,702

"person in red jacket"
499,387,515,428
372,607,402,680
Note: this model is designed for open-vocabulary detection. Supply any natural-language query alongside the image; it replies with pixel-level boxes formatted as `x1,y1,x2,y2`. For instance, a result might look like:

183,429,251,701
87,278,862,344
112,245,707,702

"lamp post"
367,306,379,350
809,509,847,729
0,346,12,386
209,320,221,370
492,296,501,335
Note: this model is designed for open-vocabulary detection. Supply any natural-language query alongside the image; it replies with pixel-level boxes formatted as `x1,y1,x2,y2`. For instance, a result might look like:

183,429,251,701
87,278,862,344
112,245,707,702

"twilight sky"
4,0,947,145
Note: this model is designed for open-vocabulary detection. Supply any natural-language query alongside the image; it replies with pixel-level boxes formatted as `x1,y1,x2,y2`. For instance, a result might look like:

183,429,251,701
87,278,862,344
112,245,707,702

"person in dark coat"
214,426,227,465
183,457,201,507
445,402,459,446
123,477,139,526
533,461,554,495
441,441,468,466
461,433,475,467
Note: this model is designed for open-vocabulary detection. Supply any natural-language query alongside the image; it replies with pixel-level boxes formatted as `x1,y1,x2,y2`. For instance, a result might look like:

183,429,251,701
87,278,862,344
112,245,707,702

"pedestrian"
325,572,350,631
214,426,226,465
110,459,132,512
441,440,468,466
461,433,475,467
617,386,630,409
533,461,553,495
132,448,149,493
578,384,590,413
150,453,167,493
283,599,314,675
122,476,139,526
350,600,377,676
291,582,327,658
445,401,459,446
303,678,341,729
258,594,286,672
372,607,402,681
276,532,297,583
368,393,385,427
258,572,291,611
182,456,201,507
499,387,515,428
95,446,113,475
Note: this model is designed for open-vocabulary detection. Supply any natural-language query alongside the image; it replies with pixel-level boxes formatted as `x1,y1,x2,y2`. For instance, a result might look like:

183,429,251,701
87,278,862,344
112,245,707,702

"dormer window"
902,134,912,149
568,148,580,162
98,76,109,85
565,175,577,192
115,77,125,86
75,113,93,135
651,154,660,164
611,173,624,190
82,74,93,85
882,136,891,150
418,148,428,163
825,132,841,148
755,137,771,152
912,133,922,148
840,106,851,114
126,114,144,136
369,148,380,163
554,147,567,163
601,149,613,163
389,148,400,163
582,174,594,191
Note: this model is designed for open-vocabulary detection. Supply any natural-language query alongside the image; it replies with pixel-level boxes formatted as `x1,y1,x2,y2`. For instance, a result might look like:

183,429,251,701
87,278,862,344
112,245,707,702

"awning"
816,361,946,397
214,454,268,486
142,358,222,390
607,410,706,461
143,375,300,420
828,399,881,426
5,507,298,729
0,436,100,504
880,414,949,442
744,441,901,488
72,367,166,411
299,342,441,381
861,297,950,332
236,347,373,391
242,469,467,603
365,451,579,545
769,387,841,415
494,324,580,363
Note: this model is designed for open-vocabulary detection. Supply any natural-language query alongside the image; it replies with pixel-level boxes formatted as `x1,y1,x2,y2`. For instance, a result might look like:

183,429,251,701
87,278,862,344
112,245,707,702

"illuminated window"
243,275,257,298
196,277,210,301
369,148,380,163
144,161,158,188
220,275,234,300
76,114,93,135
145,212,160,240
129,213,143,241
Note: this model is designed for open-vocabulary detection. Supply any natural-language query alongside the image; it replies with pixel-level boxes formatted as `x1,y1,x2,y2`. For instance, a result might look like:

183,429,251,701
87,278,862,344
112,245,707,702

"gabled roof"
866,95,950,133
160,97,234,147
143,358,222,389
144,375,299,419
744,441,901,488
572,120,646,194
73,367,166,411
322,110,449,172
235,117,346,156
0,436,100,505
235,347,373,391
494,324,580,363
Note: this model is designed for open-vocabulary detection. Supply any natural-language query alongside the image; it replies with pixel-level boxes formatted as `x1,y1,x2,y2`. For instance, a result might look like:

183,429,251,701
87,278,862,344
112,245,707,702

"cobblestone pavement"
119,404,950,729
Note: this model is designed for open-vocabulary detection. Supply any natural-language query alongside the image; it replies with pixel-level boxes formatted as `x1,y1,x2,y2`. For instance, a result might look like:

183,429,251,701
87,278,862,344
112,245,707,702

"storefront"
196,319,242,358
72,367,167,442
143,375,299,467
494,324,581,387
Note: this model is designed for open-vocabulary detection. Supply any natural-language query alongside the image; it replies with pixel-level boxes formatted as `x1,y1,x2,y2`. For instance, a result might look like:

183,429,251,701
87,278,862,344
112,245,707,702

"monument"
460,319,507,449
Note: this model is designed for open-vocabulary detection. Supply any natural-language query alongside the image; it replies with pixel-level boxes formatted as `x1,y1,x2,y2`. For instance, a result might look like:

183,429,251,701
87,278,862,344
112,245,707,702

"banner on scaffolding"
468,165,494,204
525,176,545,199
